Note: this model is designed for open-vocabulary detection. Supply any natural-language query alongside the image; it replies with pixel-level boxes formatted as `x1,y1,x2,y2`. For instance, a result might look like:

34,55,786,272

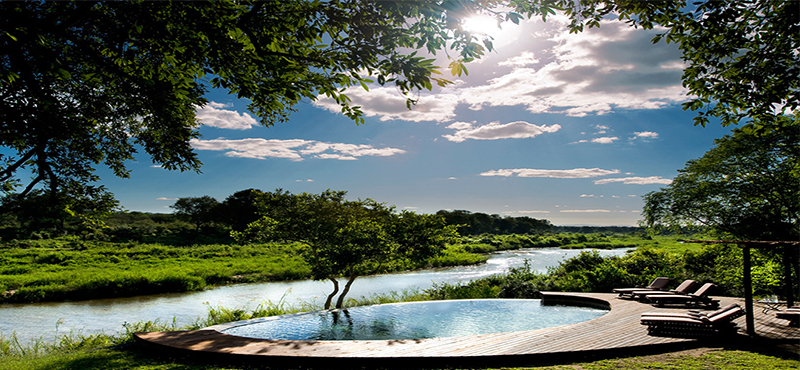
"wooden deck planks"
135,292,799,364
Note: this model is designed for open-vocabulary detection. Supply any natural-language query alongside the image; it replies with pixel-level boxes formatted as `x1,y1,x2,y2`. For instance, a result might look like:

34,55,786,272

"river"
0,247,629,344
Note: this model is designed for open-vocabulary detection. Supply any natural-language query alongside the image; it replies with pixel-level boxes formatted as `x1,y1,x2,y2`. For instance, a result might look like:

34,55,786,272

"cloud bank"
190,138,406,161
313,16,686,123
480,168,620,178
594,176,672,185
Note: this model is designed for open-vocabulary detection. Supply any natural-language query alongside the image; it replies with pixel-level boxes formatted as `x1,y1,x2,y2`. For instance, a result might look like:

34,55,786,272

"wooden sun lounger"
612,277,670,298
775,306,800,327
629,279,698,301
640,303,745,338
645,282,719,308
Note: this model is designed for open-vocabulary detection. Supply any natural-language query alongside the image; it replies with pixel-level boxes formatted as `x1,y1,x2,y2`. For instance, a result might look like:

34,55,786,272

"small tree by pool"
233,189,459,309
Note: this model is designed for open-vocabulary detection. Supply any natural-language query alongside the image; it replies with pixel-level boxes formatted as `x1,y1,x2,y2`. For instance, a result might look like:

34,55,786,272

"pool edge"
134,293,753,368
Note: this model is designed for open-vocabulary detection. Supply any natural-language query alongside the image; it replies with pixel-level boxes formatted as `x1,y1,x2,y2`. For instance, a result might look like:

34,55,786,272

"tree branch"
0,147,37,183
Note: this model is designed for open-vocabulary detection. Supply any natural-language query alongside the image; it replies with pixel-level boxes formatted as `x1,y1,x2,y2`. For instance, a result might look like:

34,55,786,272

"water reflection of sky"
221,299,607,341
0,248,628,344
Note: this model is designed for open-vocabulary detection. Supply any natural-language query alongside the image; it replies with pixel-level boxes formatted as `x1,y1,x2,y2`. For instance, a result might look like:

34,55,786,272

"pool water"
220,299,607,341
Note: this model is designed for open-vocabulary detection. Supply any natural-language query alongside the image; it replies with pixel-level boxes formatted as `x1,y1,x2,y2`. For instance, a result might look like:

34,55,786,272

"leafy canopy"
641,114,800,241
0,0,504,211
233,189,459,308
170,196,221,230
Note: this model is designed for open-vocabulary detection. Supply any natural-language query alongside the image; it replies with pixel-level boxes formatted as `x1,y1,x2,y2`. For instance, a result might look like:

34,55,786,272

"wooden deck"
134,293,799,368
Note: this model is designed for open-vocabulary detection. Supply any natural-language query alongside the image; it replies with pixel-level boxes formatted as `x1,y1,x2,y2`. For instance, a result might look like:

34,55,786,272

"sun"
460,14,523,47
461,15,504,38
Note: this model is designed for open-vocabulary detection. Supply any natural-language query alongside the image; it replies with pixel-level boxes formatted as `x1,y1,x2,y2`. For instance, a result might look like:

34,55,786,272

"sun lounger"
640,303,745,337
641,303,738,320
645,283,719,308
612,277,671,298
775,306,800,327
630,279,699,301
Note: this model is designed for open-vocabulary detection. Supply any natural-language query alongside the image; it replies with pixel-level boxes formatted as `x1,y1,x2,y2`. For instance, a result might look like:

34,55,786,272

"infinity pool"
220,299,608,341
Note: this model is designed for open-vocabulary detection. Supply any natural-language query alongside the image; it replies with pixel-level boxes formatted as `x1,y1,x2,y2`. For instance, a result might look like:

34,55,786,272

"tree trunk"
335,271,358,309
324,277,339,310
787,246,799,307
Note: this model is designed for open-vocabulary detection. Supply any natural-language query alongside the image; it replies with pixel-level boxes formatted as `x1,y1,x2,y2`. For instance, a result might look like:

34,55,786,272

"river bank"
1,247,629,344
0,240,487,304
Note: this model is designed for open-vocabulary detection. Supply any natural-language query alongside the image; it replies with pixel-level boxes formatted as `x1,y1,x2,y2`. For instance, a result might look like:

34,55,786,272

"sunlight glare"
461,15,503,38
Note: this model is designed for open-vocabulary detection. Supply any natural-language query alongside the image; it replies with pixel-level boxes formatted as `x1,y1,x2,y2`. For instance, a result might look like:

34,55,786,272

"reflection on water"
221,299,607,340
0,247,627,343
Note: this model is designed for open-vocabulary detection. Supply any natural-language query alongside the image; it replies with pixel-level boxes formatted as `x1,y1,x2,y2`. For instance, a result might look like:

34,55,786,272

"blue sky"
101,15,734,226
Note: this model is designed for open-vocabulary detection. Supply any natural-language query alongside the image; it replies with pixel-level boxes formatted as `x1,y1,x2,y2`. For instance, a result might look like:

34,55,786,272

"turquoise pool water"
220,299,608,341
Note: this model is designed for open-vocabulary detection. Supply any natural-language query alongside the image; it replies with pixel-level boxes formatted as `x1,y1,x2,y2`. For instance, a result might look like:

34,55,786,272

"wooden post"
741,243,755,336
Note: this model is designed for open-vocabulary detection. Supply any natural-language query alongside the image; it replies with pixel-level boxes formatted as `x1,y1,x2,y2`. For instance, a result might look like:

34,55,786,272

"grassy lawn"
1,345,797,370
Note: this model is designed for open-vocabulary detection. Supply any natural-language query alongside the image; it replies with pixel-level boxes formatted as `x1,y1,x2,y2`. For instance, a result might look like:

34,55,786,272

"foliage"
0,0,506,219
0,237,480,304
436,209,553,235
170,196,221,230
0,240,310,303
233,189,460,308
218,189,263,232
642,117,799,242
427,243,784,299
641,117,799,301
510,0,800,129
0,189,118,236
456,232,659,252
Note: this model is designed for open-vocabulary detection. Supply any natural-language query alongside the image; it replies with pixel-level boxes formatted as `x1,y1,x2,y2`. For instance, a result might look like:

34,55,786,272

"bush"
423,242,787,300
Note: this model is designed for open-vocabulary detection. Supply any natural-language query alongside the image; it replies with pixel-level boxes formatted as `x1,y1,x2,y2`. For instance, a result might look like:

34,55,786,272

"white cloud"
560,209,612,213
574,136,619,144
580,194,595,198
190,138,405,161
516,210,551,214
157,197,177,201
594,176,673,185
498,51,540,67
443,121,561,142
310,17,686,124
480,168,620,178
313,87,460,123
593,137,618,143
195,102,258,130
457,18,686,117
630,131,660,140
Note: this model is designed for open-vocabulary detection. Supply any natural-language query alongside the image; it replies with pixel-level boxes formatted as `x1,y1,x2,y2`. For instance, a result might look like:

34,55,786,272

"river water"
0,248,628,344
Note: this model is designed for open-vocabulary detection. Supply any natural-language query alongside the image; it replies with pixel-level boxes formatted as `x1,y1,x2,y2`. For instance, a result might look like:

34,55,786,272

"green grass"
0,239,486,304
0,241,311,303
1,343,795,370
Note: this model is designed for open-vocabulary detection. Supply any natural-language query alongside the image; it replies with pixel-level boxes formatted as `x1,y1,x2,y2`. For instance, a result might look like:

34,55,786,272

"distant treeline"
435,210,643,235
0,188,644,243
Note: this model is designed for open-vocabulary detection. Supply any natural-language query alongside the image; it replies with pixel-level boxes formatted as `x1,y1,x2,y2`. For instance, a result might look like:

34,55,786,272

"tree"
171,196,220,231
509,0,800,129
0,0,501,211
233,190,459,309
0,188,118,237
641,115,799,240
642,114,799,303
218,189,264,232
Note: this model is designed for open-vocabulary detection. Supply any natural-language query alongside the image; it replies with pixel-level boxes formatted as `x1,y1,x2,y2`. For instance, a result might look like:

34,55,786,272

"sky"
99,14,735,226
